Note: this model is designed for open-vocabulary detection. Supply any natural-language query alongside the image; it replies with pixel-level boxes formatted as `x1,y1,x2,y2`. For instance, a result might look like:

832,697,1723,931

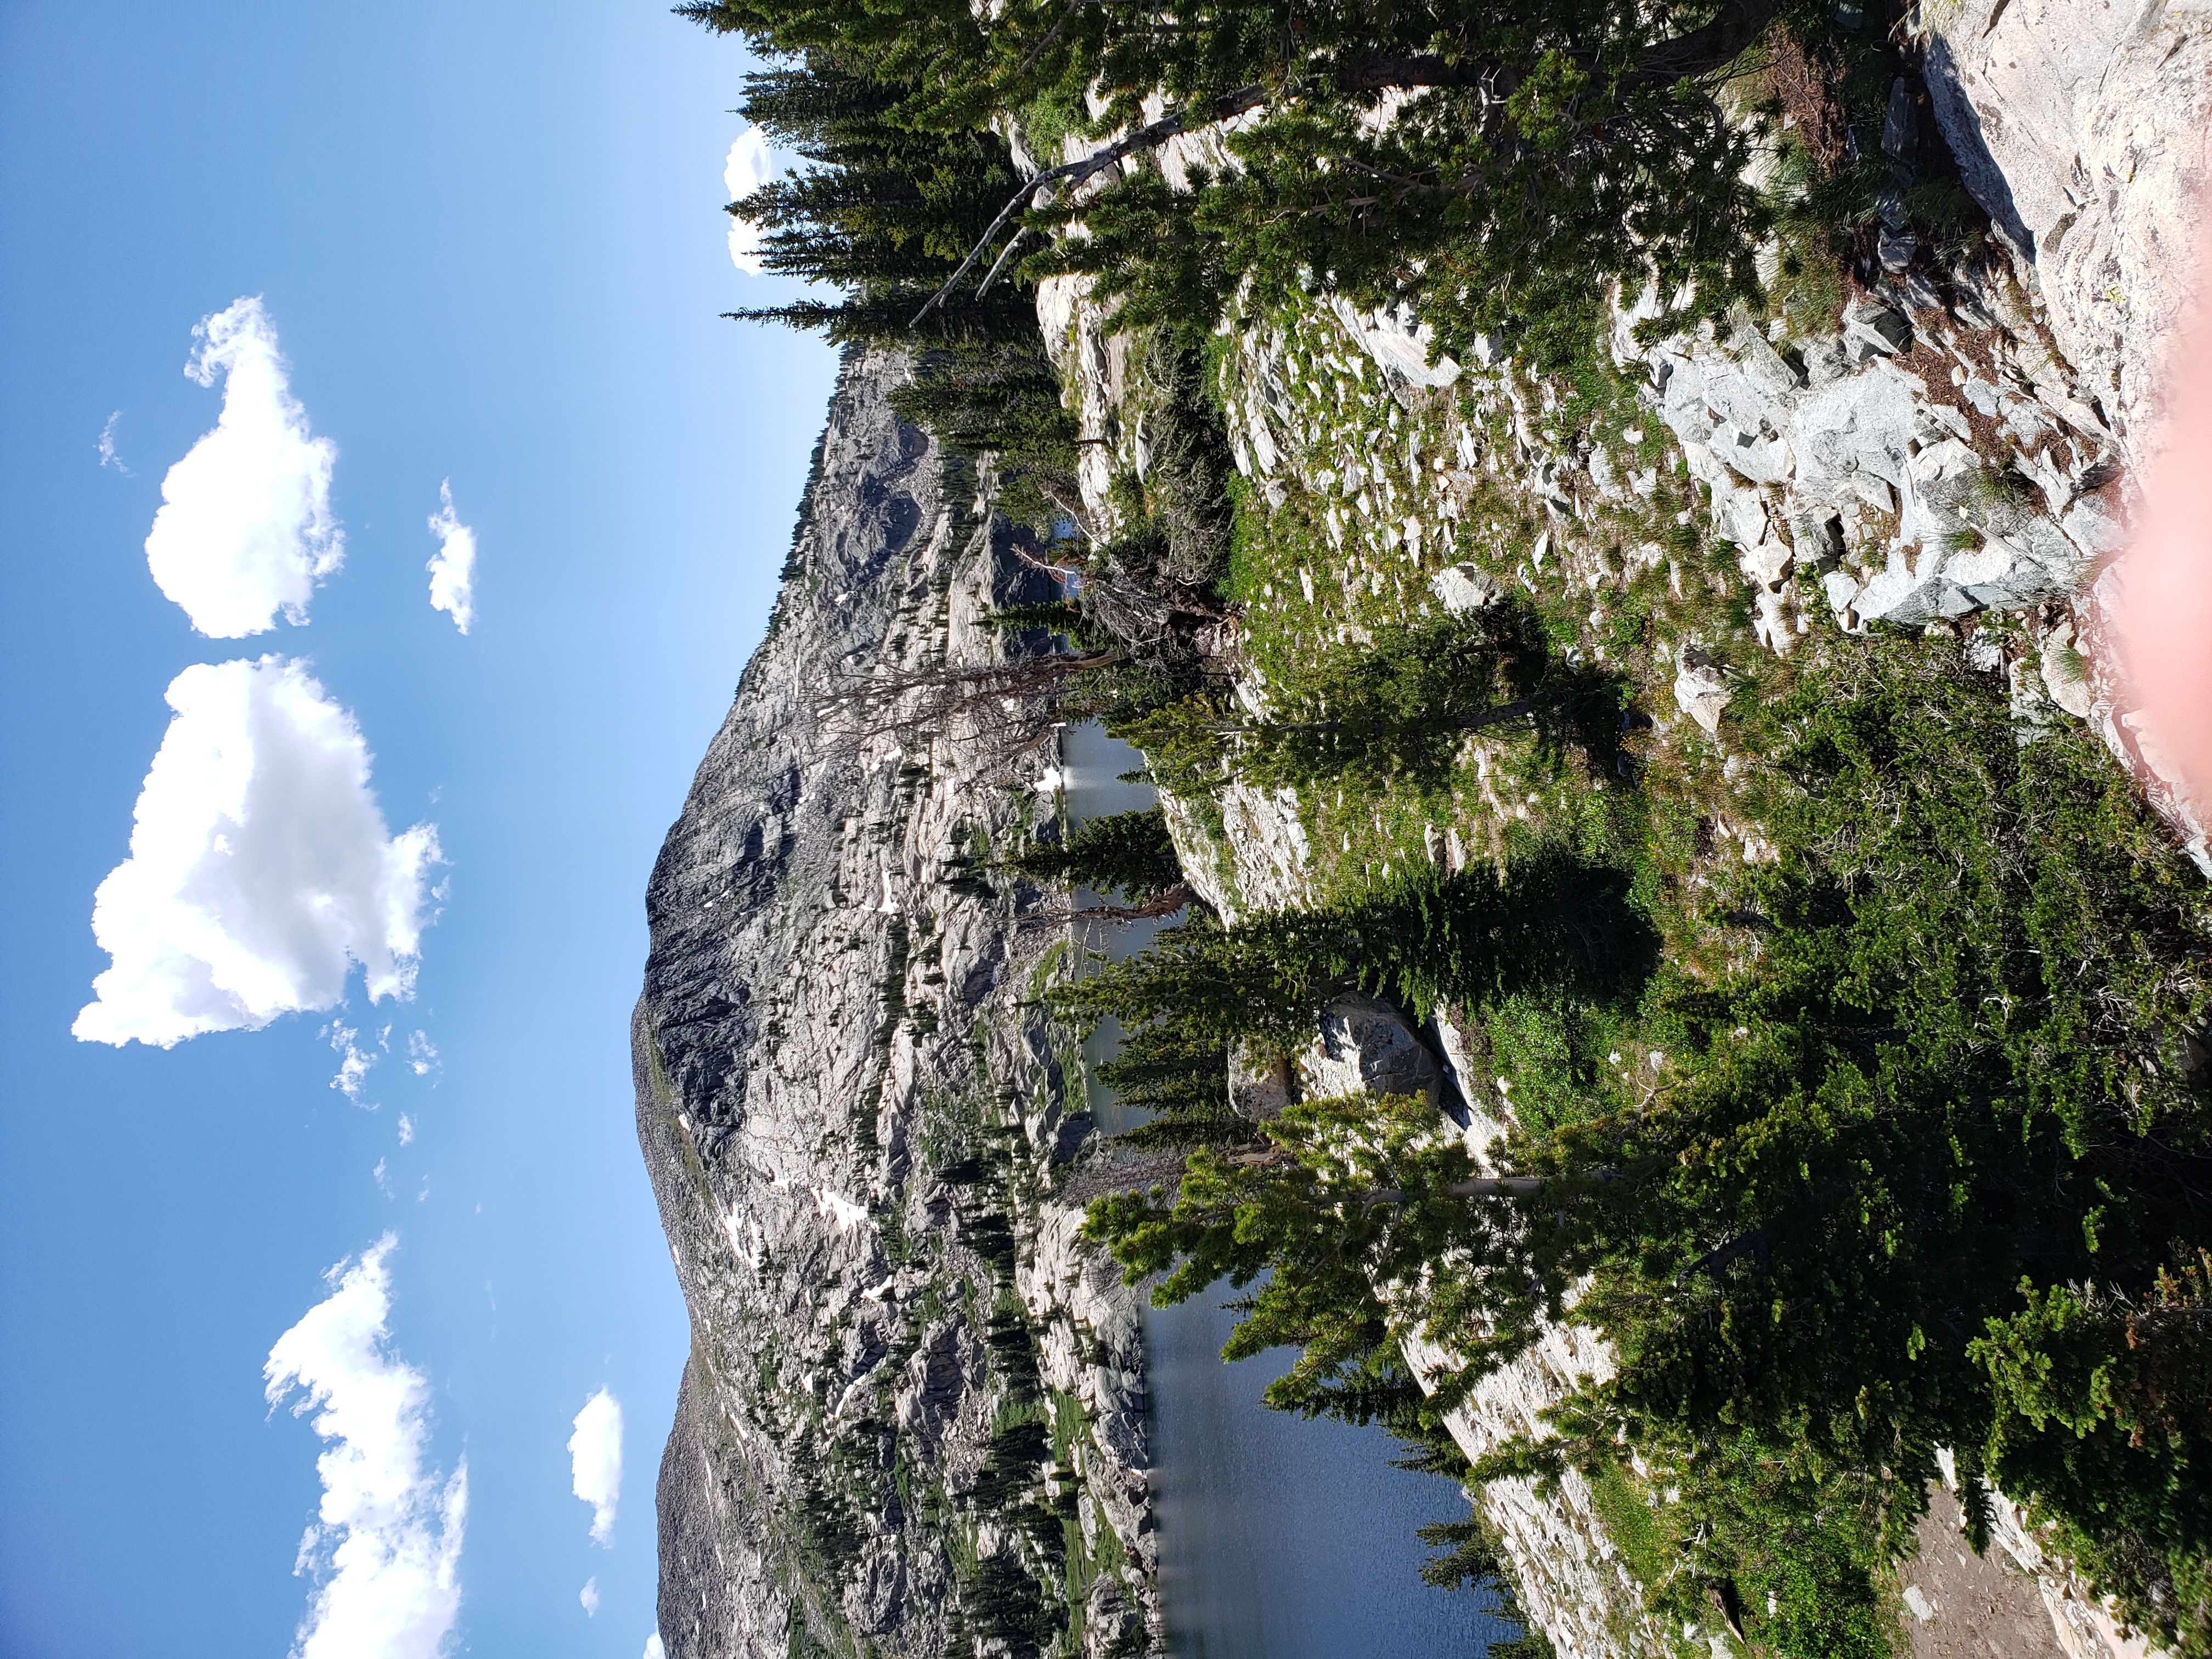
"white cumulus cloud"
568,1387,624,1547
146,296,342,637
724,127,783,276
579,1578,600,1618
644,1635,667,1659
73,656,441,1048
266,1235,467,1659
425,481,476,635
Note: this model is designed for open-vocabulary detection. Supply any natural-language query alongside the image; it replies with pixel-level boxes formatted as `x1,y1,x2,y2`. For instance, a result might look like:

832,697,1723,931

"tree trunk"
1016,882,1198,929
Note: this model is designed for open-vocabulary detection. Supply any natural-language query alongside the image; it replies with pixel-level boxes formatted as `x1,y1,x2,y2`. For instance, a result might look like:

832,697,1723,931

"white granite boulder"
1302,995,1444,1108
1672,648,1733,735
1430,561,1505,614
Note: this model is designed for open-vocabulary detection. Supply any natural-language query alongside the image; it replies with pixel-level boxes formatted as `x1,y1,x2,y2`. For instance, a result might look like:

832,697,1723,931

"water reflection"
1060,723,1505,1659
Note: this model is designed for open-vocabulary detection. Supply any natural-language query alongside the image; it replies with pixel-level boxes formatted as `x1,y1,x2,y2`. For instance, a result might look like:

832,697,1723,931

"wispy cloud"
74,656,441,1048
407,1031,439,1078
724,128,783,276
425,482,476,635
326,1022,387,1102
568,1388,624,1547
579,1579,600,1618
397,1114,415,1146
266,1235,467,1659
98,411,133,475
146,297,341,638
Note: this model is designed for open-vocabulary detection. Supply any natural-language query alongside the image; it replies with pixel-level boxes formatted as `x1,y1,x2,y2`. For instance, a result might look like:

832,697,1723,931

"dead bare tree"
1014,881,1198,930
814,646,1123,777
1005,539,1224,658
908,0,1786,329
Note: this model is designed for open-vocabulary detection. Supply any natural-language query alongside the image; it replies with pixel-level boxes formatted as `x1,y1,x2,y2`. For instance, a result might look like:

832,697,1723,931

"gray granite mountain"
635,349,1158,1659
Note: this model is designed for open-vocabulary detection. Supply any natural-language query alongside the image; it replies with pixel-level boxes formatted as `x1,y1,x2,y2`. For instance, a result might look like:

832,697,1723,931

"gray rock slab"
1304,995,1444,1108
1431,561,1505,614
1925,0,2212,465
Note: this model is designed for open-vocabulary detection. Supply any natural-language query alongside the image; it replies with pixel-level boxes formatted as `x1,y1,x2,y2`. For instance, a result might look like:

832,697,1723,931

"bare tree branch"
1364,1170,1625,1207
912,4,1780,330
975,227,1030,297
815,647,1123,775
1015,881,1198,929
910,81,1272,328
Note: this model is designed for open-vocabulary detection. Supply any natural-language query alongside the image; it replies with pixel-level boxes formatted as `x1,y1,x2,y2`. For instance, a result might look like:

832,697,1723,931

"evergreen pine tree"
1112,611,1560,795
1008,808,1183,907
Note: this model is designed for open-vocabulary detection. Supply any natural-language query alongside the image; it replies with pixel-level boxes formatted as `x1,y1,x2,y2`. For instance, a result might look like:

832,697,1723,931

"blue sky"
0,5,834,1655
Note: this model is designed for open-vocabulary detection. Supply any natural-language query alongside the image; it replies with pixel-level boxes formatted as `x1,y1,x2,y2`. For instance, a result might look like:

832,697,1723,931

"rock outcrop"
1621,278,2123,637
637,351,1158,1659
1300,996,1445,1110
1924,0,2212,471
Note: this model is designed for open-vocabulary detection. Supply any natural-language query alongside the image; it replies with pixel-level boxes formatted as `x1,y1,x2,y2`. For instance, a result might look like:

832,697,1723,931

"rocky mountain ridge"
637,350,1160,1659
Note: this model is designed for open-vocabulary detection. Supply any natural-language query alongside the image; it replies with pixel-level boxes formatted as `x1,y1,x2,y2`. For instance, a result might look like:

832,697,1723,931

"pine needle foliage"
1095,1023,1250,1153
1080,637,2212,1651
1053,845,1657,1054
723,60,1039,347
1111,609,1569,796
1007,808,1184,907
685,0,1795,360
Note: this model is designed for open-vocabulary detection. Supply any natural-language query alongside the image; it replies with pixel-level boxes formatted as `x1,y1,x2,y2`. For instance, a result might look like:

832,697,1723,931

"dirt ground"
1900,1485,2068,1659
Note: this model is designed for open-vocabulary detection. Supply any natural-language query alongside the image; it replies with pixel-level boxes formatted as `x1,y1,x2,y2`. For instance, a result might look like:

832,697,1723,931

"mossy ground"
1201,285,1787,974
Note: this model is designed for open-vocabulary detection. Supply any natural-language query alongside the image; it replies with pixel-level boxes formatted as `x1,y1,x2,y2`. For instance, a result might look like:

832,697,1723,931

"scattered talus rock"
636,350,1158,1659
1430,561,1504,615
1671,647,1734,737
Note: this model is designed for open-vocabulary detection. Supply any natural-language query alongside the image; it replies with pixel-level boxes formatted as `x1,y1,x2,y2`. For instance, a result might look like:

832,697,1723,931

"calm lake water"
1061,723,1506,1659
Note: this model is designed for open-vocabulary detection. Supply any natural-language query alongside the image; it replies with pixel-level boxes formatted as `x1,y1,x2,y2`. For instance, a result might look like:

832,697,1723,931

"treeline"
715,57,1081,532
686,0,1790,771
